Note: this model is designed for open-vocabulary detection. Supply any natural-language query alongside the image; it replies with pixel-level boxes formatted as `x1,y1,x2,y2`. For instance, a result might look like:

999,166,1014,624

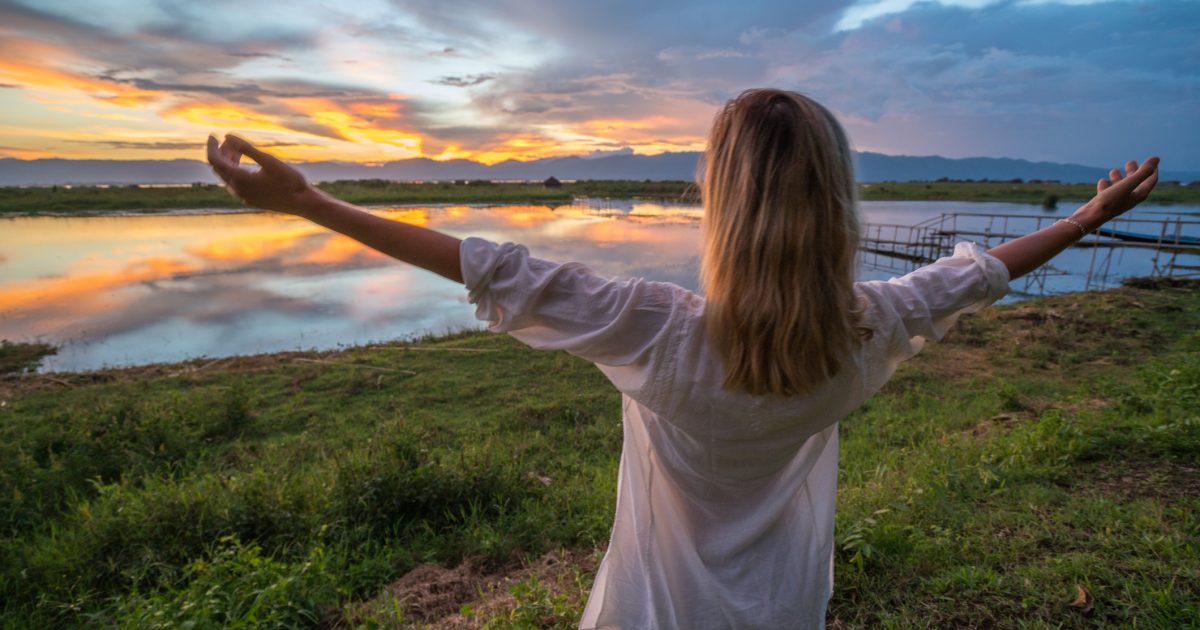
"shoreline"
5,194,1199,219
3,180,1199,216
1,329,489,381
6,278,1196,379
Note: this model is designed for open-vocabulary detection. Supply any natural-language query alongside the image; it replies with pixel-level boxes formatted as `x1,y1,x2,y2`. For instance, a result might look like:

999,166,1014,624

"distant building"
543,176,562,189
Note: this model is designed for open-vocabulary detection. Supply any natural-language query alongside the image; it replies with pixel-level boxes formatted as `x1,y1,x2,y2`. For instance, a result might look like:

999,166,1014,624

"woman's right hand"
206,134,328,217
1073,157,1160,228
988,156,1161,280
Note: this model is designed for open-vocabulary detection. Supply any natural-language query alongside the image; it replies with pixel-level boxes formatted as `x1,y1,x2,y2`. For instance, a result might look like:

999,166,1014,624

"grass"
3,179,1197,216
859,180,1200,206
0,281,1196,628
0,180,690,215
0,341,56,375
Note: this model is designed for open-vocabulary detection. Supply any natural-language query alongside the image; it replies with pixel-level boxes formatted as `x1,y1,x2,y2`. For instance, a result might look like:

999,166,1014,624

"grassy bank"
859,180,1200,206
0,341,56,375
0,180,700,216
3,180,1197,216
0,181,576,215
1,280,1197,628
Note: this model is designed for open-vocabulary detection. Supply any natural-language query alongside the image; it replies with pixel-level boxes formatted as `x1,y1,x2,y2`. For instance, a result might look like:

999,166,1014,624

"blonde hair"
700,88,863,397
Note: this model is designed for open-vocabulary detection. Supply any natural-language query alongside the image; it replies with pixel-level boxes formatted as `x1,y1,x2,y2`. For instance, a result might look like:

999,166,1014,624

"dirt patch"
390,561,482,622
1081,460,1200,502
335,548,601,629
432,548,599,629
950,397,1107,444
995,306,1067,324
1121,277,1200,291
912,344,996,382
962,413,1023,440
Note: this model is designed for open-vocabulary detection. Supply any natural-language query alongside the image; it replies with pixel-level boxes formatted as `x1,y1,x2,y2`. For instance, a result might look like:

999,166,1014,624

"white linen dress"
460,237,1011,630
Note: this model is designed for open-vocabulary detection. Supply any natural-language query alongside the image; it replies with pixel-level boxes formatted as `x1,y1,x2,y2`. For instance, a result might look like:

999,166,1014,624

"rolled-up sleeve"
855,242,1010,393
461,237,679,394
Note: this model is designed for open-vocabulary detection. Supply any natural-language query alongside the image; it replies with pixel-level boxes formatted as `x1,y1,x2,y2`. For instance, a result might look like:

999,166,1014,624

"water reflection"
1,200,1195,372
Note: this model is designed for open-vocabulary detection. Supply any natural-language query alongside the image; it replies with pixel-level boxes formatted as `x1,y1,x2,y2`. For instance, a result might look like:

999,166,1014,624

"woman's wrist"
1068,202,1106,232
294,186,335,219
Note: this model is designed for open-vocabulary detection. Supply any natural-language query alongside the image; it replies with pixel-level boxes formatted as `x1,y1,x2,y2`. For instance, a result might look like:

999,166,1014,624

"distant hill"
2,152,1195,186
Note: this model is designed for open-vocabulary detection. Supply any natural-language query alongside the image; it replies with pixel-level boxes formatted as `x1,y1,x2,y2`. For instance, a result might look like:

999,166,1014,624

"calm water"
2,200,1197,372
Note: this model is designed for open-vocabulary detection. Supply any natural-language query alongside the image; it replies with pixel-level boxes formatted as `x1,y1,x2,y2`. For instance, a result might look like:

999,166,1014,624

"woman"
207,88,1158,628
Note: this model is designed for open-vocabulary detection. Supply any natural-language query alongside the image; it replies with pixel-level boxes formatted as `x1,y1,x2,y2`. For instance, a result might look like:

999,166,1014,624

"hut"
543,176,562,189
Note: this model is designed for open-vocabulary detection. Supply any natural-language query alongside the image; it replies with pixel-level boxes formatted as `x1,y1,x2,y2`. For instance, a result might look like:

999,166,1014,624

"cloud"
747,0,1200,165
64,139,307,151
580,147,635,160
440,0,1198,167
0,0,1196,168
432,74,495,88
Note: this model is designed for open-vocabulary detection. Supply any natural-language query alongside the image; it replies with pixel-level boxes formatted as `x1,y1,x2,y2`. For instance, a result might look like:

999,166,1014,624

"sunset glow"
0,0,1196,169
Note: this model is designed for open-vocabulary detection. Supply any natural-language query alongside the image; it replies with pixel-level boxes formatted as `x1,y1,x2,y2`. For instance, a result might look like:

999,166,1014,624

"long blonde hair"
700,88,863,397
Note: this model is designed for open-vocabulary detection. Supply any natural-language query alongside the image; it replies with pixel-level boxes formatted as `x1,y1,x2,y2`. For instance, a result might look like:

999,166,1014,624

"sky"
0,0,1197,169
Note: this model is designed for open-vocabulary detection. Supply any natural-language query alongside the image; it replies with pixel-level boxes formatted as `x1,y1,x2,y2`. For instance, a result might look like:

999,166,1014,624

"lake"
2,199,1197,372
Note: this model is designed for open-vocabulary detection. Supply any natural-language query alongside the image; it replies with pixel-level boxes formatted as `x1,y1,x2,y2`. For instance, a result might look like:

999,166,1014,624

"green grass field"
1,280,1197,628
860,180,1200,206
2,179,1197,216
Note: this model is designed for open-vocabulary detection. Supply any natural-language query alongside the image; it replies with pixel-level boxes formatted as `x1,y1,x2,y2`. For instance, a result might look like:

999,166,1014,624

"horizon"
1,1,1198,170
2,148,1193,173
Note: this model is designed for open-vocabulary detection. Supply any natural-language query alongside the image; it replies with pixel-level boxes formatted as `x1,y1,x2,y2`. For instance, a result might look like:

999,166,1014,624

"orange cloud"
288,97,422,153
0,35,159,106
466,133,591,165
0,30,709,164
0,146,55,159
162,102,299,135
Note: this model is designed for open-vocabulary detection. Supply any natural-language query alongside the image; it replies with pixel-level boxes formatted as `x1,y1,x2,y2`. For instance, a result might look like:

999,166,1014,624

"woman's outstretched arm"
206,134,464,283
986,157,1159,279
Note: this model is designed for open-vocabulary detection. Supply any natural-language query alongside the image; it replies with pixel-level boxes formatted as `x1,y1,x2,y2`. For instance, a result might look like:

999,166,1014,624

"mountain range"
1,152,1195,186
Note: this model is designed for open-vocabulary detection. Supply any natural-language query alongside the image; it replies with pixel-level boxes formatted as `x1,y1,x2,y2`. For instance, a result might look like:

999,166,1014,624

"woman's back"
461,236,1010,629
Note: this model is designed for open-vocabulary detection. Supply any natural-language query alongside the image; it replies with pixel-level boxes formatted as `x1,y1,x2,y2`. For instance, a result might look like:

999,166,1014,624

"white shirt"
461,237,1011,629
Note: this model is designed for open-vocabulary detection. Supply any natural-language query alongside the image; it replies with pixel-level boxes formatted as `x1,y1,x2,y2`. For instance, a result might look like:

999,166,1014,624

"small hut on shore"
543,176,562,189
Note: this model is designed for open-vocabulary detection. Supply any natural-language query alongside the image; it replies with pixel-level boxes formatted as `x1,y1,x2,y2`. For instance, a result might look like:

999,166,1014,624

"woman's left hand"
206,134,326,216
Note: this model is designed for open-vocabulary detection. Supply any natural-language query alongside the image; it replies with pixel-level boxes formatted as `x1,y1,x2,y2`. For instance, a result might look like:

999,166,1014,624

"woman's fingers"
218,137,244,169
1131,159,1160,198
1099,158,1158,192
1119,158,1159,190
225,134,290,172
207,135,243,184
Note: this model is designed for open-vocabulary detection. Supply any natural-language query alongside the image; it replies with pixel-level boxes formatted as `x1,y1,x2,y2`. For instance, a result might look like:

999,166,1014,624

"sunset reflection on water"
0,202,704,371
1,200,1194,372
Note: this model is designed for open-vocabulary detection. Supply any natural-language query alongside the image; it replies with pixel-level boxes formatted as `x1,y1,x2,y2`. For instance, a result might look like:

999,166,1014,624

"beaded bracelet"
1056,217,1089,237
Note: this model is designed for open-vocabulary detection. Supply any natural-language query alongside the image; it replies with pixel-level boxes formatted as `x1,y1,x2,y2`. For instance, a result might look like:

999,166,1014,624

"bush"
113,536,339,629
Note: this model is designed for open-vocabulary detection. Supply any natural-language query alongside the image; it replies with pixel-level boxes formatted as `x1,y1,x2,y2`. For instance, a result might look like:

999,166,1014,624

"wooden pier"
860,213,1200,293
